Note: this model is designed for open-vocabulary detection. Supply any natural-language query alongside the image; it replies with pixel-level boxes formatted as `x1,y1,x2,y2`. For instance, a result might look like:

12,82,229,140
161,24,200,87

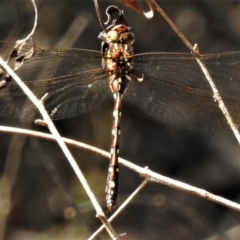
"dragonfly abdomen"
99,8,136,211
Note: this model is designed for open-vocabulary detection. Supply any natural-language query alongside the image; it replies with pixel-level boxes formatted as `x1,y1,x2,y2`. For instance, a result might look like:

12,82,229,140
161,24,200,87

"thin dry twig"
0,57,119,239
22,0,38,42
0,0,38,238
0,0,121,237
147,0,193,51
143,0,240,144
89,179,149,240
1,1,240,238
0,125,240,213
7,0,38,70
195,56,240,142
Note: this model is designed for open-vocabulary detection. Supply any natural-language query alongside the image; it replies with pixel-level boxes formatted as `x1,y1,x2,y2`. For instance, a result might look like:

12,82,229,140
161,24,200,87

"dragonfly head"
98,6,135,45
99,25,135,45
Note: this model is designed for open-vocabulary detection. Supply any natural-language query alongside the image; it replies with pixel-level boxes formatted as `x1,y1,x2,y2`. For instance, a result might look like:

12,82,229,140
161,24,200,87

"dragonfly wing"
130,52,240,130
0,42,109,120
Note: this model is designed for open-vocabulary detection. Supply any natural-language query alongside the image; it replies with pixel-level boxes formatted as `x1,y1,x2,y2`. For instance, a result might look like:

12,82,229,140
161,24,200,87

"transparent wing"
0,41,109,120
130,52,240,130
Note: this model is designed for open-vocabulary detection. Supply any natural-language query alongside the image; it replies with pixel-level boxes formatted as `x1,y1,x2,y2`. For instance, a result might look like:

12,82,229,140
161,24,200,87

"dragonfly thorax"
100,24,135,93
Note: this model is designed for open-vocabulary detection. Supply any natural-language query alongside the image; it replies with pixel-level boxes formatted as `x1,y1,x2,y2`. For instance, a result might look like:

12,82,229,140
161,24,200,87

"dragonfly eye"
122,32,135,44
106,30,120,43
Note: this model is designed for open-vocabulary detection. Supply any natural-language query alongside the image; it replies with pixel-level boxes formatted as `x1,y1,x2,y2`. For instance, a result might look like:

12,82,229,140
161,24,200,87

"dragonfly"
1,5,240,212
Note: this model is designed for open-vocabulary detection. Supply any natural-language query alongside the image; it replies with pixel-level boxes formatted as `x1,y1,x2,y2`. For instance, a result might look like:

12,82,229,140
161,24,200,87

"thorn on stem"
41,93,49,104
35,119,48,127
192,44,200,57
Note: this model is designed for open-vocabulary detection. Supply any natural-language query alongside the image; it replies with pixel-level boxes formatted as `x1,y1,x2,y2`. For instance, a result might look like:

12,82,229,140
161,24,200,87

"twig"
146,0,240,144
21,0,38,42
10,0,38,65
194,56,240,142
89,179,148,240
0,58,119,239
146,0,193,51
0,125,240,213
0,0,39,238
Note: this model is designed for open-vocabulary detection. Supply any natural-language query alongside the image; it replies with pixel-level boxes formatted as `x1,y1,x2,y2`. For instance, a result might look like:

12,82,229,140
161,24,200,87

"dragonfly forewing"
0,41,109,120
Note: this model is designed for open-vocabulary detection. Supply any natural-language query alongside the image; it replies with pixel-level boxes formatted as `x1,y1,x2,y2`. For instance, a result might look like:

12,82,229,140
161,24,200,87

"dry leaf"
120,0,154,18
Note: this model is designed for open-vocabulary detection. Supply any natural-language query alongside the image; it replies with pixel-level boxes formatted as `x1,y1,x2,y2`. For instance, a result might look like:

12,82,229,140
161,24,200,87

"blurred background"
1,0,240,239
